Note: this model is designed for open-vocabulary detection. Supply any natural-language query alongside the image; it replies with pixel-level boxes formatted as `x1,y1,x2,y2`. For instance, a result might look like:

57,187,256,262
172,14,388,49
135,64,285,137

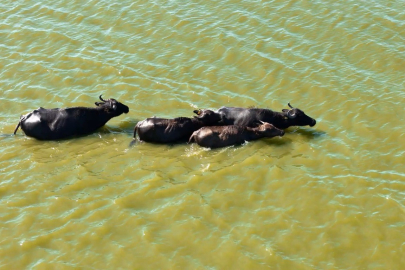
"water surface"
1,0,405,269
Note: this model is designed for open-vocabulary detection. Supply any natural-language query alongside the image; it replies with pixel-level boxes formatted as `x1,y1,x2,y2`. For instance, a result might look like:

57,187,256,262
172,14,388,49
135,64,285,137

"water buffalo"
188,121,285,148
133,109,222,143
206,103,316,129
13,95,129,140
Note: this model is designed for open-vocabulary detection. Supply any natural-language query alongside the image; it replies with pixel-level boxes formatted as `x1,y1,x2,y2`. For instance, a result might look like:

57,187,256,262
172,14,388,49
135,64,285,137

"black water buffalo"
133,109,222,143
188,121,285,148
13,95,129,140
206,103,316,129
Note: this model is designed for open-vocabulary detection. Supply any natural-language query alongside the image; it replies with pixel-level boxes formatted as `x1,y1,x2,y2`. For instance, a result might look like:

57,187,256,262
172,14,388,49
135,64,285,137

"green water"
1,0,405,269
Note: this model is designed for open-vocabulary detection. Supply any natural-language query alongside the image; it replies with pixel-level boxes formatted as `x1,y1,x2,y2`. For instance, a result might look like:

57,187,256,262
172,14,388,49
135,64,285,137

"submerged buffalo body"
13,95,129,140
211,103,316,129
188,121,285,148
134,109,222,143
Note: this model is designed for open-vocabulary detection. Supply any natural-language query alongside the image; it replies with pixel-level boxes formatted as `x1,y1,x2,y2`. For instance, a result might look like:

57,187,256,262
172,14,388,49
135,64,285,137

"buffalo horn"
288,102,294,109
99,95,106,102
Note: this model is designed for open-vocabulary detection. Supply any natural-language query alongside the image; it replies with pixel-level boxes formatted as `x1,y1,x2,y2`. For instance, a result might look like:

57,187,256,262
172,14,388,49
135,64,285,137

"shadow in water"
287,128,327,140
261,137,292,147
129,138,190,148
98,119,140,135
129,132,293,150
128,139,137,148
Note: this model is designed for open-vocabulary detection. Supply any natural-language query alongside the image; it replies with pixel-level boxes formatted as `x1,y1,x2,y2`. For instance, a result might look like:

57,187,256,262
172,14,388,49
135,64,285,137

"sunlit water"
1,0,405,269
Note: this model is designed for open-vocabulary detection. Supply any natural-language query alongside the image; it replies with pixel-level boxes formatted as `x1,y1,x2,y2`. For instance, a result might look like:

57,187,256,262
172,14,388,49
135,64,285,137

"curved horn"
99,95,106,102
288,102,294,109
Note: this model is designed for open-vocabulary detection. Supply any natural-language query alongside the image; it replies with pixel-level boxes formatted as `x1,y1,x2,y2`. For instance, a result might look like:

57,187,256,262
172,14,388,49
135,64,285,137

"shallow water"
1,0,405,269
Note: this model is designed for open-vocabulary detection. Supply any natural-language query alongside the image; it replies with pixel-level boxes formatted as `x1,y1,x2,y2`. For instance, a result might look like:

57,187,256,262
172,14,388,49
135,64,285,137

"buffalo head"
193,109,222,125
95,95,129,116
258,121,285,137
282,103,316,127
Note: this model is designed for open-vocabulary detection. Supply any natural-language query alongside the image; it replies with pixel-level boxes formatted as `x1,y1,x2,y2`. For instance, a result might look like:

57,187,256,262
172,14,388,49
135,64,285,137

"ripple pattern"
1,0,405,269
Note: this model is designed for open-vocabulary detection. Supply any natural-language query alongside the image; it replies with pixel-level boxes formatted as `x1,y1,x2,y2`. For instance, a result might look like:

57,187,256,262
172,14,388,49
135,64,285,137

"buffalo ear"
95,102,102,106
282,109,289,120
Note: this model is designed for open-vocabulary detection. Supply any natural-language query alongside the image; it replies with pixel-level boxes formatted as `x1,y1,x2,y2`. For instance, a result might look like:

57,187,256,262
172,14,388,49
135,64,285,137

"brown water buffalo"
188,121,285,148
133,109,222,143
13,95,129,140
202,103,316,129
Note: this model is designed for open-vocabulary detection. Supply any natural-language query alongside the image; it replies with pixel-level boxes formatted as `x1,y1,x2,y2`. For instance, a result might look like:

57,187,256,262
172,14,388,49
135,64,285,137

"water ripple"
1,0,405,269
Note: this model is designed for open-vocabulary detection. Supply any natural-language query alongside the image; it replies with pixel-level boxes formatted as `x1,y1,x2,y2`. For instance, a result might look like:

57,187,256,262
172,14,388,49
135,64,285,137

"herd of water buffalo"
13,95,317,148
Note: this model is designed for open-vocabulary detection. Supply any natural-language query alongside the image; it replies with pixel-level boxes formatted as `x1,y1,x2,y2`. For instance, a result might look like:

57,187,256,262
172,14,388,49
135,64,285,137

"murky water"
1,0,405,269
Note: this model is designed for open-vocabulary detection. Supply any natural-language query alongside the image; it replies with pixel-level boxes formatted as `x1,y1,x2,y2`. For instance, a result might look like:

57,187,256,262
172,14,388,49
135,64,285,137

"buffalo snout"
122,105,129,114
